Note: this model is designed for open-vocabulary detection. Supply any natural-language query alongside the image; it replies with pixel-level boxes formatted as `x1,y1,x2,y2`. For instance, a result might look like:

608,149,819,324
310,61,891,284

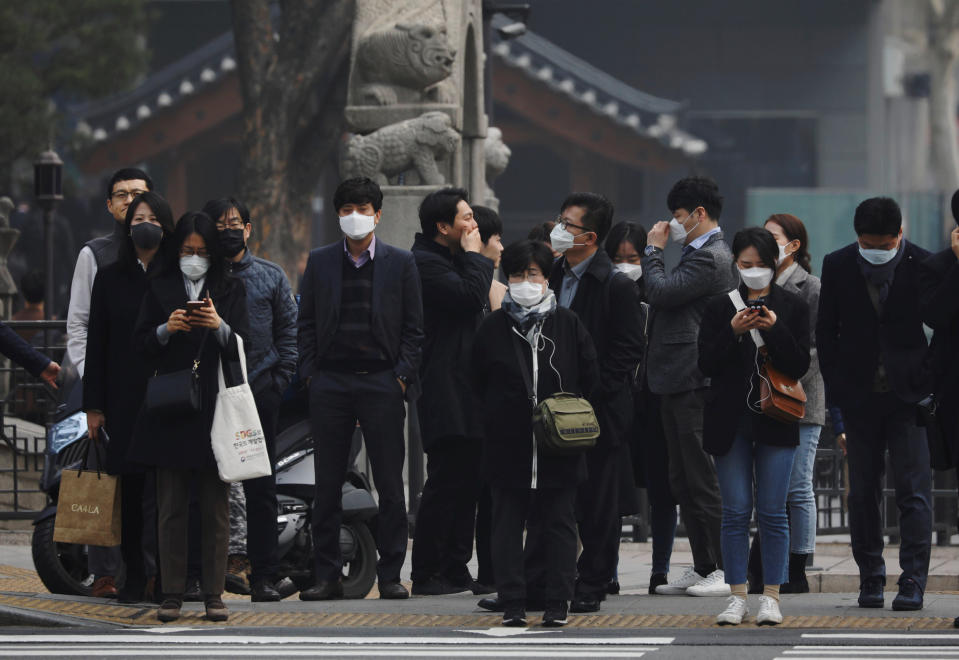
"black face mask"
130,222,163,250
219,228,246,257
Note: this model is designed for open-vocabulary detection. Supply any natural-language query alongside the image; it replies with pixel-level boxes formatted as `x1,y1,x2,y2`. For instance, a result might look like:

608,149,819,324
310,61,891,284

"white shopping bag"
211,335,272,482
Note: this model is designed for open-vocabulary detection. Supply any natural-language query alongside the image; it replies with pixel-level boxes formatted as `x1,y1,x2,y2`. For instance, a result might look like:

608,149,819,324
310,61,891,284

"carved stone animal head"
356,23,455,92
484,127,511,180
415,111,459,157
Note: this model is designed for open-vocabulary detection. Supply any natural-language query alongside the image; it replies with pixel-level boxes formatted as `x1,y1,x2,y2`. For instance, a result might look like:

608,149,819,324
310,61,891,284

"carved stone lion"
340,111,460,185
483,127,511,210
353,23,457,106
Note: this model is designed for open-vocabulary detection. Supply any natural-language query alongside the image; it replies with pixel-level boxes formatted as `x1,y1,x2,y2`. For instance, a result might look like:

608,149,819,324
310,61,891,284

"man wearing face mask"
200,197,297,602
541,192,642,614
817,197,933,612
410,187,496,596
643,176,739,598
297,177,422,601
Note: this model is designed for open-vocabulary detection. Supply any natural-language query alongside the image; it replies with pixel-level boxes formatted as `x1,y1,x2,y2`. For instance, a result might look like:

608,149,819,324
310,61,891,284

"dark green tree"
0,0,148,191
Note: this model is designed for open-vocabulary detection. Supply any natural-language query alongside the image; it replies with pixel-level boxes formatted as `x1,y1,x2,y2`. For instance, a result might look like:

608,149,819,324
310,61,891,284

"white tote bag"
211,334,272,482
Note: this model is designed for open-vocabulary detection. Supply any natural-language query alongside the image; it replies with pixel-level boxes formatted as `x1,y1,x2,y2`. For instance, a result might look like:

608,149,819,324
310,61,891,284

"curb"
0,603,120,628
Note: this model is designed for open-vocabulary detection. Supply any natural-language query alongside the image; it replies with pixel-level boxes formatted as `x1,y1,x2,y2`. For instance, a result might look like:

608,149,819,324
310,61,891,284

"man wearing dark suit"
545,192,643,613
410,187,497,595
644,176,739,597
297,177,424,601
818,196,932,612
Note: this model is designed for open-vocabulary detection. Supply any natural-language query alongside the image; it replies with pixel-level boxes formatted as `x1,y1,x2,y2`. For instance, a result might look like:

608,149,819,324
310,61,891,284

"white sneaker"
686,569,731,597
756,595,783,625
654,566,701,595
716,595,748,625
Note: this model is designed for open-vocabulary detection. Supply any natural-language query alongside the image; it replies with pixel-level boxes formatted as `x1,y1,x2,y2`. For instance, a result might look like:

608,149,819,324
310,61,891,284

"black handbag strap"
510,329,535,410
191,328,211,374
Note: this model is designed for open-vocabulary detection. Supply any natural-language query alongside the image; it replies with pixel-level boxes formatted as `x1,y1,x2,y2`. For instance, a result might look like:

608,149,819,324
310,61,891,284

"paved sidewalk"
0,531,957,629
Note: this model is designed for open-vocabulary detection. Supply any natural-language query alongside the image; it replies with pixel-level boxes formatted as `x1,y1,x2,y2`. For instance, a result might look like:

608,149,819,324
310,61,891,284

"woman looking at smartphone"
697,227,810,626
129,211,249,623
83,191,175,602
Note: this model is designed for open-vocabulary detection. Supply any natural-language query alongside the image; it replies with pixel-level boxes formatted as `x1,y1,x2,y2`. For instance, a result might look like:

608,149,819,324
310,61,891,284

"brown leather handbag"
759,347,807,423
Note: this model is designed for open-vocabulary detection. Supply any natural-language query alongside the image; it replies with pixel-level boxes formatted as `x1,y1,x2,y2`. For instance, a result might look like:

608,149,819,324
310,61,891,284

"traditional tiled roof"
72,17,706,156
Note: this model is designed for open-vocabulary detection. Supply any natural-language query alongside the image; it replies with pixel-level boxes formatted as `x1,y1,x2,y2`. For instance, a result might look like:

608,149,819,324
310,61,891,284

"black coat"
548,250,643,449
0,322,49,378
471,307,599,489
698,284,811,456
82,258,156,475
412,234,494,449
817,241,932,410
127,270,248,470
297,239,423,388
919,247,959,461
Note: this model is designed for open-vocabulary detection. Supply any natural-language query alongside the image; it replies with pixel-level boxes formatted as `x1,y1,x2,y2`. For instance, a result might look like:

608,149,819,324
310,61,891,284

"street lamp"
33,149,63,321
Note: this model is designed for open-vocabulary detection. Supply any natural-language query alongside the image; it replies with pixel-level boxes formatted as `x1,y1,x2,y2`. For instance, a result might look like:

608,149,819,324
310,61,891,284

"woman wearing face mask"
605,221,678,595
129,211,249,623
735,214,825,595
471,240,599,628
697,227,810,626
83,191,175,602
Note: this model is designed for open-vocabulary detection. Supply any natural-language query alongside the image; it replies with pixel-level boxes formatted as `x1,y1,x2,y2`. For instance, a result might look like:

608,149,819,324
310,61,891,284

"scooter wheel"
341,522,377,599
31,517,93,596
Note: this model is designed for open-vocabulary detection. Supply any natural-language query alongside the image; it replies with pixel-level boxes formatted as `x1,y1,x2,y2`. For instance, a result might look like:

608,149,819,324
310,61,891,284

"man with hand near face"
297,177,423,601
202,197,297,602
818,197,933,612
410,187,494,596
644,176,738,598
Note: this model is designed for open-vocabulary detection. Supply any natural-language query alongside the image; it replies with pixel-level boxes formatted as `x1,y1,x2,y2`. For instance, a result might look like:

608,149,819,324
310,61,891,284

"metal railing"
0,320,65,521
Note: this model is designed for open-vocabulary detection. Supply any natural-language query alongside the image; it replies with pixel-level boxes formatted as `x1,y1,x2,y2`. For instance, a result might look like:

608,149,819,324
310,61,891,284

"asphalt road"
1,626,959,659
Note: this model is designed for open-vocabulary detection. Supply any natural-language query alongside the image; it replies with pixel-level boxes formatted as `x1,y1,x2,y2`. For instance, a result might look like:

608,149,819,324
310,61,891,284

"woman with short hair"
471,239,599,628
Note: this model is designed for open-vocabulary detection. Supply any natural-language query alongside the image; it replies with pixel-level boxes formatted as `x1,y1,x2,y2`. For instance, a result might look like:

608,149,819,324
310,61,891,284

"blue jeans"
715,429,796,586
788,424,821,554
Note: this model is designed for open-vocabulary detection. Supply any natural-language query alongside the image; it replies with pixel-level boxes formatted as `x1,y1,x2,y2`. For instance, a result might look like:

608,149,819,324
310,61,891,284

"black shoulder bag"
145,328,210,416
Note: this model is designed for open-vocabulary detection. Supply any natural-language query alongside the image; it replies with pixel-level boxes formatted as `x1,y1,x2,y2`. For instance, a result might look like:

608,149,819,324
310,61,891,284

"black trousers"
119,471,148,592
491,485,577,604
573,444,622,599
310,369,407,584
475,484,494,585
411,437,482,584
845,391,932,591
242,387,281,584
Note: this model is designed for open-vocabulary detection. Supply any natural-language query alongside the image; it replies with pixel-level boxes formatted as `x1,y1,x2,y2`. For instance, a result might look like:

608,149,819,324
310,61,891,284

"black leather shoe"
569,597,600,613
858,576,885,608
251,580,282,602
478,595,546,611
379,581,410,599
648,573,668,595
892,578,923,611
471,581,496,595
299,579,344,601
411,576,467,596
607,580,620,595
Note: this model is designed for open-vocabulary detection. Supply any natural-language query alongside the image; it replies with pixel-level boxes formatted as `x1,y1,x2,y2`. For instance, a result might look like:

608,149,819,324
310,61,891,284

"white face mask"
858,245,898,265
180,255,210,281
549,223,576,253
509,280,546,307
339,211,377,240
615,263,643,281
739,266,774,290
777,243,789,263
668,210,701,244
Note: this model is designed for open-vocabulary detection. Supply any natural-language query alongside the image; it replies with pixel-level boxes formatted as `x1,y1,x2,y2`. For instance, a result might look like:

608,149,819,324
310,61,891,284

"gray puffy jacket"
226,249,298,393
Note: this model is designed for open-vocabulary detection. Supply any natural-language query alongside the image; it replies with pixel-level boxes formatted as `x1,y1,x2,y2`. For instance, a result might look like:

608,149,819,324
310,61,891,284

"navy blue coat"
297,239,424,392
0,322,50,378
817,241,932,411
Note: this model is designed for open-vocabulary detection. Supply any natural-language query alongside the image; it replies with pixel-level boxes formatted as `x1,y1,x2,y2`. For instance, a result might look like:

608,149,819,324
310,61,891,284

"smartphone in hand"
185,300,206,317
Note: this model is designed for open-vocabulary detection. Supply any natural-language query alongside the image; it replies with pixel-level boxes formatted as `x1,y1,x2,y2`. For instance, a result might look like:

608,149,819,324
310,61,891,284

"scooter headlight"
48,412,87,455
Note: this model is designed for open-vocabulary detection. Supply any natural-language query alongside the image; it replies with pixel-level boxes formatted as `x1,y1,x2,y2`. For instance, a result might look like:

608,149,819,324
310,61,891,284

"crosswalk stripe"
2,650,653,658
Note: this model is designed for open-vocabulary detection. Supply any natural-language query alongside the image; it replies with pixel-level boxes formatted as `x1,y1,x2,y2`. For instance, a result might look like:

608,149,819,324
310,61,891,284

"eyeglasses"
111,189,147,202
556,216,589,233
215,219,246,230
179,247,210,258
